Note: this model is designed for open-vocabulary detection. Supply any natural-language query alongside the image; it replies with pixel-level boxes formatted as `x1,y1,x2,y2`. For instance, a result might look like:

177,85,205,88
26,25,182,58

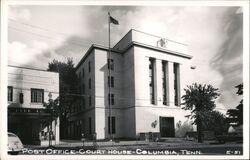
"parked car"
8,132,24,155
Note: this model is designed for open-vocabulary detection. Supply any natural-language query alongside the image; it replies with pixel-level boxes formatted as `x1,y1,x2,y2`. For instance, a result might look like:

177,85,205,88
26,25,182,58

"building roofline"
8,65,57,73
76,40,192,71
131,29,188,46
125,41,192,59
76,29,192,70
75,44,122,70
113,29,188,49
113,29,133,49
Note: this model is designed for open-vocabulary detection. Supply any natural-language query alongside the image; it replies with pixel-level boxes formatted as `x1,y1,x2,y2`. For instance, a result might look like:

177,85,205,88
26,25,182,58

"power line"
8,26,91,48
9,18,74,37
9,20,243,66
8,18,96,46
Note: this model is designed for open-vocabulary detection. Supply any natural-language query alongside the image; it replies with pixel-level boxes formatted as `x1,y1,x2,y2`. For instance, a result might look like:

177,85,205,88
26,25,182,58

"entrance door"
8,121,33,144
160,117,175,137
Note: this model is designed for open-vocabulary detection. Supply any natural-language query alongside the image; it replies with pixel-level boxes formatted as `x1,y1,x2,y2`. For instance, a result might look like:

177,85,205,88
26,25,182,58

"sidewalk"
55,138,222,148
24,138,242,149
57,139,150,147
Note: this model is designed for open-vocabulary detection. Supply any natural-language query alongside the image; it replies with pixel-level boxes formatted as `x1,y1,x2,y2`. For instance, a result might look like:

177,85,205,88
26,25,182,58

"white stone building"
69,29,194,140
8,66,60,145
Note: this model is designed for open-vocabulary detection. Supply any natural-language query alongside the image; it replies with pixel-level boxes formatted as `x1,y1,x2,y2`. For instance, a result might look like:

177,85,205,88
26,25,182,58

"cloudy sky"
7,5,243,112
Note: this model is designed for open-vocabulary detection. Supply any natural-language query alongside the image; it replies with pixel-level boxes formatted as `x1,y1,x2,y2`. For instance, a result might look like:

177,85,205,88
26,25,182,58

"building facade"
8,66,60,145
68,29,194,140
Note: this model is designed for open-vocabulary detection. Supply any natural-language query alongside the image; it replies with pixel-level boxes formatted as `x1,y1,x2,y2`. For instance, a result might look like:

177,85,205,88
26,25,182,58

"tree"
182,83,220,143
43,95,60,146
226,83,243,125
47,58,80,139
203,110,229,135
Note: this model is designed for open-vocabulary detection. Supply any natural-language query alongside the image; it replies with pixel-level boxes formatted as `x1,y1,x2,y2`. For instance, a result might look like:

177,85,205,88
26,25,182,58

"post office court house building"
69,29,194,140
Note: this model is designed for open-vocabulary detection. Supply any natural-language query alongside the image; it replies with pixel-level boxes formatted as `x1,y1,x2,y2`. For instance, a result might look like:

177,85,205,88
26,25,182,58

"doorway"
160,117,175,137
8,121,33,144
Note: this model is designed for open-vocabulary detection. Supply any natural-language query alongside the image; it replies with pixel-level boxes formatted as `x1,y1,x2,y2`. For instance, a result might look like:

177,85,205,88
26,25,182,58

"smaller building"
7,66,60,145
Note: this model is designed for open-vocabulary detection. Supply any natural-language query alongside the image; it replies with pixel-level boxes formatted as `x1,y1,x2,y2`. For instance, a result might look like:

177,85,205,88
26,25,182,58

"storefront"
8,107,59,145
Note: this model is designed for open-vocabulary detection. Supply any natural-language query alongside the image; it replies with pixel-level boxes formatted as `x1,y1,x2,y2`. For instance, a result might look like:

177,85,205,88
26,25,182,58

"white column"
155,59,162,105
168,62,174,107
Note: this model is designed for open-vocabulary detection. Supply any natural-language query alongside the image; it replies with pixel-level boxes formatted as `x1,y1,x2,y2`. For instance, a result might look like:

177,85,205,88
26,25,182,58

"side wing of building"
7,66,60,145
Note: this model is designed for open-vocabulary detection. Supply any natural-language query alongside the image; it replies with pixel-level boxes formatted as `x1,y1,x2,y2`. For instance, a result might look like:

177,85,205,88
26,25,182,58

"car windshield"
8,133,17,137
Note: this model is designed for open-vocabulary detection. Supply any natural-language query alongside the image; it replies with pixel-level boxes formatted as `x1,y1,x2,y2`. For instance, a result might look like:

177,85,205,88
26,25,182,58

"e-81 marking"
226,150,241,155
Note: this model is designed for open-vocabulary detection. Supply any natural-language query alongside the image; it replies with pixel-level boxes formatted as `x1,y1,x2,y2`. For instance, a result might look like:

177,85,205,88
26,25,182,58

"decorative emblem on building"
157,38,168,48
151,120,158,128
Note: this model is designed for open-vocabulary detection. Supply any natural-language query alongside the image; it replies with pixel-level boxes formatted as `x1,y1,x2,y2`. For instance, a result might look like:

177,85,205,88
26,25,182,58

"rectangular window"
108,76,114,88
108,116,116,134
174,63,180,106
78,72,82,82
149,58,155,104
88,117,92,135
88,61,91,72
162,61,168,105
89,95,91,106
76,103,79,112
78,72,81,81
31,88,44,103
80,85,82,94
82,83,85,94
108,93,114,105
89,78,91,89
82,96,85,110
82,67,84,78
8,86,13,102
108,58,114,70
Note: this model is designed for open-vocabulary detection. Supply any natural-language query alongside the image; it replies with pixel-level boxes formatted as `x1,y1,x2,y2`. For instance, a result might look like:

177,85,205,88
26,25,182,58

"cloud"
210,7,243,109
8,6,31,21
8,41,50,67
110,6,242,110
7,6,243,111
22,5,102,38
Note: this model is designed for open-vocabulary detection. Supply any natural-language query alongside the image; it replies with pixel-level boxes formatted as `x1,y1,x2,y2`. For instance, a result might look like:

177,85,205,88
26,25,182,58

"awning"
8,107,55,120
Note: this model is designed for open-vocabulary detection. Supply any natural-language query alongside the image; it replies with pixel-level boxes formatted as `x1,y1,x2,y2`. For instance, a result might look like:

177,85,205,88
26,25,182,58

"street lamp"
48,92,53,147
48,92,52,101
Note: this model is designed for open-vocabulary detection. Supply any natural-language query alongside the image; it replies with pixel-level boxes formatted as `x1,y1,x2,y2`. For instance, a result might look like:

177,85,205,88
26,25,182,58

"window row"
149,58,155,104
78,60,91,80
8,87,44,103
148,58,180,106
71,92,116,115
69,116,116,137
81,76,114,89
78,58,114,79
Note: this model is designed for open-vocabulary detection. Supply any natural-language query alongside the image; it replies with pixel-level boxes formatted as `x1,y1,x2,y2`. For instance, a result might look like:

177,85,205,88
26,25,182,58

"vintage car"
8,132,24,155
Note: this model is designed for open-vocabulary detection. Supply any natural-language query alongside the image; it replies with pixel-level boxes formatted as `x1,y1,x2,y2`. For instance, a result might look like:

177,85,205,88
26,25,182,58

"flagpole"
108,12,112,141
